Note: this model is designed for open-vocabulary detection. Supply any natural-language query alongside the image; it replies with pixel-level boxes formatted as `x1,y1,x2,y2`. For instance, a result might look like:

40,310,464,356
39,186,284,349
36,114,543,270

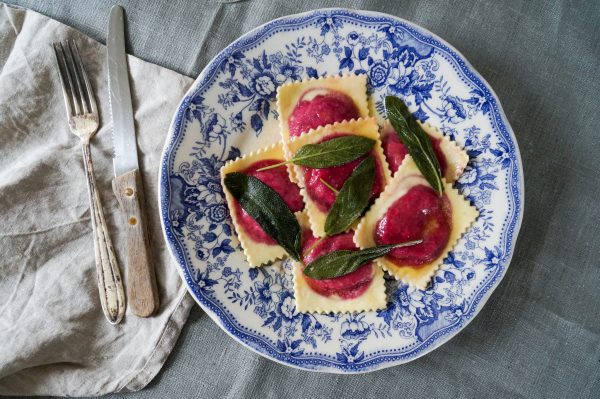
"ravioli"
221,141,304,266
293,213,386,313
287,118,391,237
380,120,469,182
277,74,370,144
354,156,478,289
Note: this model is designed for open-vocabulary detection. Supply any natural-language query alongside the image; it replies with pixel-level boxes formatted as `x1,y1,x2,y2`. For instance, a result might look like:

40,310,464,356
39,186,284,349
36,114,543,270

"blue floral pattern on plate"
159,9,523,373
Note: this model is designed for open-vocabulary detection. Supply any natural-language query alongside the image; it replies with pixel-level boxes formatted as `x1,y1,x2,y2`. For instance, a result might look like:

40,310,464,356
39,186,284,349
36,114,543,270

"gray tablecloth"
5,0,600,398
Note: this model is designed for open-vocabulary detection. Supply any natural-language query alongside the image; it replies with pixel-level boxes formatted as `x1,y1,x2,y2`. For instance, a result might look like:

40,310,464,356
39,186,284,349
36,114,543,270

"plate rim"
158,7,525,373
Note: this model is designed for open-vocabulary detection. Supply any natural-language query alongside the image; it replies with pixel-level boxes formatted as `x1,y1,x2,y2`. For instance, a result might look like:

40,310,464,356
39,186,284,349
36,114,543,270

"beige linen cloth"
0,4,195,396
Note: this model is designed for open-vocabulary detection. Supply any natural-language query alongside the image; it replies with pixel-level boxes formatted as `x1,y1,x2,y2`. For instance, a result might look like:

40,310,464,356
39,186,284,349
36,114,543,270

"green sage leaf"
256,135,375,172
224,172,301,260
293,135,375,168
324,156,375,236
385,95,444,195
303,240,422,280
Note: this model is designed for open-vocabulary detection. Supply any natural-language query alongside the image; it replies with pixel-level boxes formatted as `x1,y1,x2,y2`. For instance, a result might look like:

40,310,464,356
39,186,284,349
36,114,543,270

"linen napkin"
0,4,195,396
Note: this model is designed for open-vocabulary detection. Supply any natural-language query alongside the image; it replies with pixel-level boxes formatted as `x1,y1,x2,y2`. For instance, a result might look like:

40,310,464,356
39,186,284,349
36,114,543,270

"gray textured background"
6,0,600,398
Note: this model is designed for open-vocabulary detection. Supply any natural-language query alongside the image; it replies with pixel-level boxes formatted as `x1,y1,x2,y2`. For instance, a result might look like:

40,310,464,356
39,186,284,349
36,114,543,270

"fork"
53,40,126,324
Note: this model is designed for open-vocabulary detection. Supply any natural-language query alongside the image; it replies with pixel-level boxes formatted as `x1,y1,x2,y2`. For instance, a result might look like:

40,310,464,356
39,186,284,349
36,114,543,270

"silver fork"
53,40,125,324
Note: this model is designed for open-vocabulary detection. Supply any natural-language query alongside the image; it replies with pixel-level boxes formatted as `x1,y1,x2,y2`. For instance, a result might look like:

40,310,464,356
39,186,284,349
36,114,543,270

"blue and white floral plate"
159,8,523,373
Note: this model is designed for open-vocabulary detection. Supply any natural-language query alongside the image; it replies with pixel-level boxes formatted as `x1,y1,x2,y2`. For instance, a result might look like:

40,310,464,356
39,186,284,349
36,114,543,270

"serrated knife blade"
107,5,159,317
108,5,138,177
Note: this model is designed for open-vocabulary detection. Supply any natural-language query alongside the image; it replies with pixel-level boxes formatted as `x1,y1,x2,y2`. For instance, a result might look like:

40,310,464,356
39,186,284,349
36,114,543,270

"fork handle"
113,169,159,317
82,143,126,324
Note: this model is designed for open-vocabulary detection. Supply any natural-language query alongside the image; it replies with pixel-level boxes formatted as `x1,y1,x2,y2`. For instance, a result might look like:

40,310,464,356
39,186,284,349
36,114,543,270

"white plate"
159,8,524,373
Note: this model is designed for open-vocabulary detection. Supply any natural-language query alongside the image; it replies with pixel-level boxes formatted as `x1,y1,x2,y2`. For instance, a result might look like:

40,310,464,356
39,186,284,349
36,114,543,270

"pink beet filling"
302,231,373,299
382,130,447,174
288,88,360,137
234,159,304,244
375,185,451,267
303,134,385,212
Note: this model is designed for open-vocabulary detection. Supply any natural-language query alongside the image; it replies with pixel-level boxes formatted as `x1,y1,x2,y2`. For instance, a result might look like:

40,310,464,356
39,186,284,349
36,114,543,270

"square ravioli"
293,264,387,313
293,213,386,313
277,74,369,144
354,156,479,289
287,118,392,237
220,142,305,267
380,120,469,182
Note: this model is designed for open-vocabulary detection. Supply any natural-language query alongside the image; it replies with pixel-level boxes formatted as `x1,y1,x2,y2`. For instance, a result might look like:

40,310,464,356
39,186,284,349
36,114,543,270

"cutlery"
52,40,126,324
107,5,159,317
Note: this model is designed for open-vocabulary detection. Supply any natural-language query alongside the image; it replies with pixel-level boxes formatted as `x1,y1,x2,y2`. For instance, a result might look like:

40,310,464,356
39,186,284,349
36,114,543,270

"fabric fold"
0,4,195,396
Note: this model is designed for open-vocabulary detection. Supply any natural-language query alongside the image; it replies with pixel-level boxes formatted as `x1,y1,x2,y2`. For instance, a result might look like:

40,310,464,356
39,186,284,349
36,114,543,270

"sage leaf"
385,95,444,195
324,156,375,236
256,136,375,171
303,240,422,280
294,135,375,168
224,172,301,260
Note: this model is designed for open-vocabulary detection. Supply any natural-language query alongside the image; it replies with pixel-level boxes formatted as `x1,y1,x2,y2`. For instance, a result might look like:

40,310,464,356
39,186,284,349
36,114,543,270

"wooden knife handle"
113,169,159,317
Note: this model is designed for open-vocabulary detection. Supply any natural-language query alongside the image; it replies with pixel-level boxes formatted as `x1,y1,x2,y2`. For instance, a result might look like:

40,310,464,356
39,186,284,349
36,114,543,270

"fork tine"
71,40,98,115
66,40,90,114
58,42,82,115
52,43,74,117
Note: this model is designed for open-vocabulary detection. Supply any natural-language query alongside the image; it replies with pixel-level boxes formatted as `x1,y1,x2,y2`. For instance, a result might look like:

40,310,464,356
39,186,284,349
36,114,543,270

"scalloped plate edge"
158,7,524,373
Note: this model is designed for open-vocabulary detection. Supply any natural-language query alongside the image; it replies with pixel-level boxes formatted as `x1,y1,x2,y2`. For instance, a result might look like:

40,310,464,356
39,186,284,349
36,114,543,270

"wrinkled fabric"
0,4,194,396
1,0,600,398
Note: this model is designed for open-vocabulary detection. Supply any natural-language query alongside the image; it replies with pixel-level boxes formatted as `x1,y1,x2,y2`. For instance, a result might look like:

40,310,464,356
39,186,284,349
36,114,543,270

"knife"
107,5,159,317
